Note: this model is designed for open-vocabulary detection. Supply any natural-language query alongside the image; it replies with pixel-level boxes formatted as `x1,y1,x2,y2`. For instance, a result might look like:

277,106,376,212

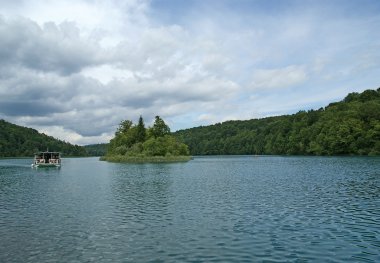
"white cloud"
251,65,308,90
81,65,133,84
35,125,113,145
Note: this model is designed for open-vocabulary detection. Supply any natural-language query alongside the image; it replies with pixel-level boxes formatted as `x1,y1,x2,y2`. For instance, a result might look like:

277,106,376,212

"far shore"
100,155,192,163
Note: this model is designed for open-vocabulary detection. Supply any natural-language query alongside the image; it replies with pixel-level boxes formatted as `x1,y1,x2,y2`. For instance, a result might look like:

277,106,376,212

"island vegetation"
100,116,191,163
174,88,380,156
0,119,87,157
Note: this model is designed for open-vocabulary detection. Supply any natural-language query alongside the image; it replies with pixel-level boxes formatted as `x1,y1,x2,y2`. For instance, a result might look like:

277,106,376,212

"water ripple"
0,156,379,262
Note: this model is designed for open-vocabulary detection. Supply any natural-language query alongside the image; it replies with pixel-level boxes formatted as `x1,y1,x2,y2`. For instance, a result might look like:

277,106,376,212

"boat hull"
32,163,61,168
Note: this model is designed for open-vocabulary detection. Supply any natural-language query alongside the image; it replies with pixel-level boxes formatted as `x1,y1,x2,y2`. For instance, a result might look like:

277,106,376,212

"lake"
0,156,379,262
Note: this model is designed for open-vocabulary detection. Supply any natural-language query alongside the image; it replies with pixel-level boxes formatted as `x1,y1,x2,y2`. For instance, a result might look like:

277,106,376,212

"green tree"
136,116,146,143
116,120,133,135
151,116,171,138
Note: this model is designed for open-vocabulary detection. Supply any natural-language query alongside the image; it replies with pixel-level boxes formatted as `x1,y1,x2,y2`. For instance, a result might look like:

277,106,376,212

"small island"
100,116,191,163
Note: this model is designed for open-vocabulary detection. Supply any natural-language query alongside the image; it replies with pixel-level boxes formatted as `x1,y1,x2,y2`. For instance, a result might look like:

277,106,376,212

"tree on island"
116,120,133,135
150,116,170,138
136,115,146,143
103,116,190,162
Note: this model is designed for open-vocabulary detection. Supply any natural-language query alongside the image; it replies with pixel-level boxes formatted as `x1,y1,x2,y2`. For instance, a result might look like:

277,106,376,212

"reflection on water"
0,156,379,262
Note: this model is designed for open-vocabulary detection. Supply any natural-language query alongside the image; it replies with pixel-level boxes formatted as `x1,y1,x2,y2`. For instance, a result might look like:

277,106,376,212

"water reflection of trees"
339,172,380,200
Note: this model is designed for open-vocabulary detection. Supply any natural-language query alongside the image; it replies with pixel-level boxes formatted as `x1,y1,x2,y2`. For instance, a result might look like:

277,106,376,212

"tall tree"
151,116,171,138
136,115,146,143
116,120,133,135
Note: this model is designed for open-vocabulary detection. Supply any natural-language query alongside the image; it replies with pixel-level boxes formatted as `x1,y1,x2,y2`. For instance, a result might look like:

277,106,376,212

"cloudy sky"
0,0,379,145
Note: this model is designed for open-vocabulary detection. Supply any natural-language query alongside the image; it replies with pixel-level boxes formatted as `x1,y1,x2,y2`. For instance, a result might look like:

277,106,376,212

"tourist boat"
31,151,61,168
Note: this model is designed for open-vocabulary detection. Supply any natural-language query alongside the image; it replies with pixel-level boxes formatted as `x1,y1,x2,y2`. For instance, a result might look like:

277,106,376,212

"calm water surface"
0,156,379,262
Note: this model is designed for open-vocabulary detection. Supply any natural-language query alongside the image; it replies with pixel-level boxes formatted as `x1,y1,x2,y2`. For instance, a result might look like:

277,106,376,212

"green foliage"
143,135,189,156
0,120,87,157
174,88,380,156
150,116,171,138
116,120,133,135
83,143,108,156
100,155,191,163
136,116,146,143
105,116,190,160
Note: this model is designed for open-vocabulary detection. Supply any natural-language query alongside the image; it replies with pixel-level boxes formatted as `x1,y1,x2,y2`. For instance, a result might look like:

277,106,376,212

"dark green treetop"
136,116,146,143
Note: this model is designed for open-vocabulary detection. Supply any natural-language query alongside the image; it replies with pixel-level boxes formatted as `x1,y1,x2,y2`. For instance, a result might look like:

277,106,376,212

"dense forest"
2,89,379,158
83,143,108,156
0,120,87,157
174,88,380,156
102,116,190,162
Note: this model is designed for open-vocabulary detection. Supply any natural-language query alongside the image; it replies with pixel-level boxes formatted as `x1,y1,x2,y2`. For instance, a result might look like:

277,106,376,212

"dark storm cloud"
0,17,102,75
0,101,66,116
0,64,82,103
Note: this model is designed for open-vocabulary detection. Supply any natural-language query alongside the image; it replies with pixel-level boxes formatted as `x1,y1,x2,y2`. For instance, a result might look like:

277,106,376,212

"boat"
31,151,61,168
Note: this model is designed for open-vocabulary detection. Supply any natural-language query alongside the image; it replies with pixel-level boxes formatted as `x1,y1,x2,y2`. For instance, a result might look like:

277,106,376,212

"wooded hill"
0,120,87,157
3,89,378,158
174,88,380,156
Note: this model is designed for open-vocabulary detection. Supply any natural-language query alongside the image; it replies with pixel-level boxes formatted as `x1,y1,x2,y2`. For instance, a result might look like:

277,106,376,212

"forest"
174,88,380,156
83,143,107,156
1,89,379,158
0,120,87,157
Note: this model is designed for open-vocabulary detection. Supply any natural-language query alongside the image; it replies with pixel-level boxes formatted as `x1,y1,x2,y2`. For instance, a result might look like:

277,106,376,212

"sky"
0,0,379,145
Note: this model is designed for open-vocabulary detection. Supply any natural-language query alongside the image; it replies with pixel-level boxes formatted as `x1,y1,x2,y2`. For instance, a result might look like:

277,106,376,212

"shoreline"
99,155,192,163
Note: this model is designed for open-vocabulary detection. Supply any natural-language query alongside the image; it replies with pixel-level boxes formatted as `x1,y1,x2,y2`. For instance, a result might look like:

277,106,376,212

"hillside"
174,88,380,156
0,120,87,157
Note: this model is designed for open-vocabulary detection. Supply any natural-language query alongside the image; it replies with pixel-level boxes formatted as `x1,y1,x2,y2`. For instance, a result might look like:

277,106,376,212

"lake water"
0,156,379,262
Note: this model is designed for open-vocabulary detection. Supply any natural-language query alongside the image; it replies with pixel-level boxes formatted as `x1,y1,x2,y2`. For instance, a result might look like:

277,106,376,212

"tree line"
174,88,380,156
0,120,87,157
3,88,377,158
